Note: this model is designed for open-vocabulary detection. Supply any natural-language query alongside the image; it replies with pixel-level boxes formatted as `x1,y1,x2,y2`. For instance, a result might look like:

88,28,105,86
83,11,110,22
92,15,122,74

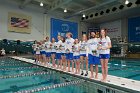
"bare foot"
90,76,94,79
95,75,98,79
101,79,106,82
67,70,71,72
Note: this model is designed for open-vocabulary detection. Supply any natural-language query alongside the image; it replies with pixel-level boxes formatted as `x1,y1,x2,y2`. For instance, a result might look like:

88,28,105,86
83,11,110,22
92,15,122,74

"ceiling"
11,0,120,16
5,0,140,23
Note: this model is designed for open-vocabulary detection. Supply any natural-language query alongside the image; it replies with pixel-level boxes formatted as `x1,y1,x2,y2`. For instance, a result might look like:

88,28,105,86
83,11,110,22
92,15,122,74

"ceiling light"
40,2,43,6
64,8,67,12
125,0,129,4
82,14,85,17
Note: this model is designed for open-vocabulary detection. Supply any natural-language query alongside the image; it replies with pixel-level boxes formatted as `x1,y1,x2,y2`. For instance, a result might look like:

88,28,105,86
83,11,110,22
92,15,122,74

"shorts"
99,54,110,59
36,51,40,55
56,53,62,59
41,51,46,55
73,56,80,59
61,53,66,56
66,53,73,60
88,54,100,65
46,52,51,57
51,52,56,55
80,54,86,57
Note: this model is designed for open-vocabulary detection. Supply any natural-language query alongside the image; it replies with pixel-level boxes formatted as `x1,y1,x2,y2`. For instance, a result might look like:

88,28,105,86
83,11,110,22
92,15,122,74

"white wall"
0,0,45,41
0,0,89,41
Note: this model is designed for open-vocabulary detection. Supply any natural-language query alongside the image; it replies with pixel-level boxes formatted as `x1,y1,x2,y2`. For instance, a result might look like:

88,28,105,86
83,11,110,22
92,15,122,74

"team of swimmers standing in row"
32,28,112,82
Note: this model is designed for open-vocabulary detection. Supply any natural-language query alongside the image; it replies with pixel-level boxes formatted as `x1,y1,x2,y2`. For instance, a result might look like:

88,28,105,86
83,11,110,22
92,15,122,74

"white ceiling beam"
19,0,32,9
60,6,76,12
71,2,88,9
86,0,100,4
64,0,118,19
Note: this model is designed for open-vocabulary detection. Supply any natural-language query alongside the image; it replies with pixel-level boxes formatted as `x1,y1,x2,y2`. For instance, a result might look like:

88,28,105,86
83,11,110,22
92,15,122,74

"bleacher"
0,39,33,55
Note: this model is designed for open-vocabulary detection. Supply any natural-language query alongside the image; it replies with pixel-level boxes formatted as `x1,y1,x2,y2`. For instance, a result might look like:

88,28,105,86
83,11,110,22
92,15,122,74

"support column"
43,14,47,39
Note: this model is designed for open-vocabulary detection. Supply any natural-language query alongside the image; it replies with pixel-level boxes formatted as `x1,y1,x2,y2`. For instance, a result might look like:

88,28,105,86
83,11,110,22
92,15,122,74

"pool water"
107,59,140,81
0,58,90,93
26,57,140,81
0,57,137,93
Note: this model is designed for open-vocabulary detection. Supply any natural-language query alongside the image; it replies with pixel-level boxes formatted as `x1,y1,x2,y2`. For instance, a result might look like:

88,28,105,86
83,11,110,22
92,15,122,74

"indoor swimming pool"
0,57,133,93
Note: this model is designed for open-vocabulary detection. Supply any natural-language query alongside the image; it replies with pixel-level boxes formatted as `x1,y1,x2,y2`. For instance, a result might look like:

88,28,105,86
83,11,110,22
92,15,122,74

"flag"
11,17,29,28
8,12,31,33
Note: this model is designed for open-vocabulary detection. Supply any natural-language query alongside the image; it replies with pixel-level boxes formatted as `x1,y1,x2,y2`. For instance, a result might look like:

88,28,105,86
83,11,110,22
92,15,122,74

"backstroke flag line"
8,12,32,34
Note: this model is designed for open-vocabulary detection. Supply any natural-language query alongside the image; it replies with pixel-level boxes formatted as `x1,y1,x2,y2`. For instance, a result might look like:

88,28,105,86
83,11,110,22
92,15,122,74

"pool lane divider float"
15,79,85,93
0,71,52,79
0,63,30,67
0,66,39,71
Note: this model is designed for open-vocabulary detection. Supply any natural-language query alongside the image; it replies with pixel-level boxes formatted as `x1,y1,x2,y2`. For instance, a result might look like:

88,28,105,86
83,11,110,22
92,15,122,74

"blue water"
0,58,89,93
107,59,140,80
0,57,139,93
26,57,140,81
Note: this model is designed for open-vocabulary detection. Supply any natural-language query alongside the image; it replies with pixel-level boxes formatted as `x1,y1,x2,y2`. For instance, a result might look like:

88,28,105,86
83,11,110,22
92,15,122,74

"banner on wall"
51,18,78,41
8,12,32,33
128,16,140,42
100,20,121,38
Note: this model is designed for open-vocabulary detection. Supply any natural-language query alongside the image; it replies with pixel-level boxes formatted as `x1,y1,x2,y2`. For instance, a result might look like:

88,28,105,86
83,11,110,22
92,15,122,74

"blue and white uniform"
73,43,80,60
80,41,87,57
51,42,56,54
99,36,111,59
45,41,51,57
65,38,75,60
87,38,100,65
61,42,66,56
35,45,41,55
40,43,46,55
32,44,37,54
56,40,62,59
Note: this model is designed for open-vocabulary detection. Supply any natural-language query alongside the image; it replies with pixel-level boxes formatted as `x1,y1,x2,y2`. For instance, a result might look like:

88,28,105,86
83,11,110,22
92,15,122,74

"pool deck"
11,56,140,93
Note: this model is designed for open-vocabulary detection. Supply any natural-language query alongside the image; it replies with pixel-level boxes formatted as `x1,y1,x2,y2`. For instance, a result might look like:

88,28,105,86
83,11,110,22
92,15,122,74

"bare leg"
51,54,55,67
48,57,50,66
85,57,88,71
100,59,105,81
80,56,84,72
95,65,98,79
36,55,39,63
67,60,70,72
104,59,109,81
75,60,77,74
77,59,80,74
90,64,94,79
72,60,74,72
42,54,46,65
60,59,62,69
39,54,42,63
46,57,49,66
57,59,60,69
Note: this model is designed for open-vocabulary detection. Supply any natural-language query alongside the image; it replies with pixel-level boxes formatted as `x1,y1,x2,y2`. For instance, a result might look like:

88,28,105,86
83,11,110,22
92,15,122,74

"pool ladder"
15,79,85,93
